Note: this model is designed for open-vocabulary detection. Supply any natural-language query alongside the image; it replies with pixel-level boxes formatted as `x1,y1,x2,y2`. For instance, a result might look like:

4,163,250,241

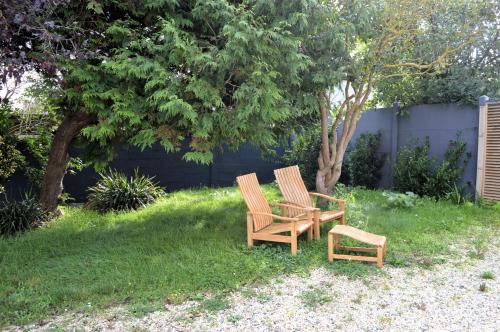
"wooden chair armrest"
270,201,318,212
250,211,301,222
309,192,346,210
250,211,312,222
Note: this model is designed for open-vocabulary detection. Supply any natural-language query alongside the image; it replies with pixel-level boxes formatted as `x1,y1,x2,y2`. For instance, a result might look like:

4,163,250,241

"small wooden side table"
328,225,387,268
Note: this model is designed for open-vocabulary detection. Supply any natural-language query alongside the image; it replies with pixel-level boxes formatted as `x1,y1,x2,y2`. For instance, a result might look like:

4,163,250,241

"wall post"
388,102,400,187
475,95,489,199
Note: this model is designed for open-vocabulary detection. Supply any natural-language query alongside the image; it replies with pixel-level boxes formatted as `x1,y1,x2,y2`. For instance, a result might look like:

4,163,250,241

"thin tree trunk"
314,84,370,199
40,111,96,214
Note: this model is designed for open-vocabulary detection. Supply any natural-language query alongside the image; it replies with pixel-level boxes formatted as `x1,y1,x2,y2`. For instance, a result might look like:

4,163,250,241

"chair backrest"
274,165,313,214
236,173,273,231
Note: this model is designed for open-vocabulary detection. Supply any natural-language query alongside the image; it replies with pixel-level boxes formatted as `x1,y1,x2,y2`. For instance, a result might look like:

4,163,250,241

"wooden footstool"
328,225,387,268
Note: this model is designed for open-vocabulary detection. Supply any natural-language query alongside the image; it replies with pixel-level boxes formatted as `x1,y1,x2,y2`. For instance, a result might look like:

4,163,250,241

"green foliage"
0,192,49,236
480,271,495,280
54,1,317,167
424,136,469,198
445,184,471,206
283,125,321,189
374,1,499,107
348,132,385,188
382,191,420,209
0,104,23,192
0,89,81,193
0,186,498,325
0,136,22,193
86,169,165,213
394,136,469,198
393,138,432,196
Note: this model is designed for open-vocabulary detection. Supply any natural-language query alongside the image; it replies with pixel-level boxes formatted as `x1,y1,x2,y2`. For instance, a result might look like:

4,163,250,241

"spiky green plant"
86,169,164,213
0,192,49,236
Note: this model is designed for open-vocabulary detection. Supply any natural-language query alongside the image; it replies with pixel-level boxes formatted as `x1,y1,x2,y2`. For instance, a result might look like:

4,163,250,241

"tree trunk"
40,111,96,214
314,83,370,199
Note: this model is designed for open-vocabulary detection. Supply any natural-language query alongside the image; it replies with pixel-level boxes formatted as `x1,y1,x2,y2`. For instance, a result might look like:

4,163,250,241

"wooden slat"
236,173,273,231
479,103,500,201
274,165,313,216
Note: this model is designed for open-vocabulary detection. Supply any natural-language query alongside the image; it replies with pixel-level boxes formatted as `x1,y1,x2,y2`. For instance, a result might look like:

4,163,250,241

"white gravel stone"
8,240,500,332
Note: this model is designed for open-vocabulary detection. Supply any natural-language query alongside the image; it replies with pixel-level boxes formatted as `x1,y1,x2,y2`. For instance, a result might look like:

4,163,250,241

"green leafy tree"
296,0,492,197
2,1,314,213
374,1,500,107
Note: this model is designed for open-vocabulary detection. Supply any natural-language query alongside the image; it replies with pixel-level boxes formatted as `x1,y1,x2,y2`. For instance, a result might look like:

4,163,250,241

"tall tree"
374,1,500,107
297,0,492,196
1,0,313,213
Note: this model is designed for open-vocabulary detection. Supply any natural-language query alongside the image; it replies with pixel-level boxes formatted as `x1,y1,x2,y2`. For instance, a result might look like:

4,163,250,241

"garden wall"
351,103,478,190
61,142,284,201
5,102,480,201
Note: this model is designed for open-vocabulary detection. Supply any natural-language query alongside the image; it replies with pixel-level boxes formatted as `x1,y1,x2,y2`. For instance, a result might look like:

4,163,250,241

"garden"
0,0,499,330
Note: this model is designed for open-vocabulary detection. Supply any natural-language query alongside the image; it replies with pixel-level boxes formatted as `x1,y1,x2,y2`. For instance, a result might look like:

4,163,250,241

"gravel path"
10,241,500,332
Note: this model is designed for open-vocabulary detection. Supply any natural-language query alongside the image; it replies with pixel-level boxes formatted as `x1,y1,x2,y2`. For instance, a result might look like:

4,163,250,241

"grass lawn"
1,185,498,326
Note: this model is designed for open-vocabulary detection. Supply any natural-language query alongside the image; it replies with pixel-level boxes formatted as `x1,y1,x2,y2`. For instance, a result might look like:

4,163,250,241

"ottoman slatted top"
328,225,387,268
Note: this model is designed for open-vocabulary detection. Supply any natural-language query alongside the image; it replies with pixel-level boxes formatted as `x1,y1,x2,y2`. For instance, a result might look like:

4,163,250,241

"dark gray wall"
352,103,478,190
5,102,480,201
63,142,283,201
5,142,284,202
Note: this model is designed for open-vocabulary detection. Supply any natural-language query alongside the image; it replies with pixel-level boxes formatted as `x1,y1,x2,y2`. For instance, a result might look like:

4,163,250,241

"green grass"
480,271,495,280
0,185,498,326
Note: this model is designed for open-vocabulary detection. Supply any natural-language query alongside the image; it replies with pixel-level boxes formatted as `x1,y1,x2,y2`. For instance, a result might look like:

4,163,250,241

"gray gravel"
9,240,500,332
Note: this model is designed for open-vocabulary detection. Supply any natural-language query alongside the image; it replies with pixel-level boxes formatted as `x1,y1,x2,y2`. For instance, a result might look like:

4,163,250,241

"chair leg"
377,246,383,268
328,232,334,262
291,223,298,256
340,213,346,225
246,213,254,248
291,235,297,256
335,233,341,250
313,210,321,240
307,225,313,241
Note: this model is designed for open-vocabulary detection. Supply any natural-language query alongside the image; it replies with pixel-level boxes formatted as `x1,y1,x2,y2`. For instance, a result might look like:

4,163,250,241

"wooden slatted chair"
236,173,314,256
274,165,346,240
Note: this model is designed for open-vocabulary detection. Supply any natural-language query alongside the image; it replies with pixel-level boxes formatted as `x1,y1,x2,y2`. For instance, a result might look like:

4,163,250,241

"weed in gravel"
480,271,495,280
174,315,193,324
379,316,392,324
256,292,272,303
299,288,333,308
468,239,487,259
241,289,272,302
130,327,149,332
129,303,162,318
200,295,230,312
352,292,364,304
228,314,242,323
479,283,488,292
240,289,258,298
411,302,427,311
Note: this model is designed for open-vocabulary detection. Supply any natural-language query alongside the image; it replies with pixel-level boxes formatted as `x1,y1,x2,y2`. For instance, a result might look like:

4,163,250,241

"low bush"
348,131,385,188
383,191,420,209
394,135,469,198
393,138,432,196
0,193,49,236
86,169,165,213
